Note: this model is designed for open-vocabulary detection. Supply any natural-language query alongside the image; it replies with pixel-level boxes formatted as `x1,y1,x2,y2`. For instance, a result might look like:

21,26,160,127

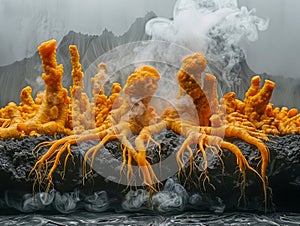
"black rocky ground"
0,130,299,213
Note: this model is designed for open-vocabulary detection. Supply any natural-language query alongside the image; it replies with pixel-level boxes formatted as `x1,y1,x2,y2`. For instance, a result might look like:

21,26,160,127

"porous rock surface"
0,130,299,213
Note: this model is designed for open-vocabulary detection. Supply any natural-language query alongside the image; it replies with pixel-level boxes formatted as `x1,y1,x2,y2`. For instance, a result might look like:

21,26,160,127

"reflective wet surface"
1,212,300,225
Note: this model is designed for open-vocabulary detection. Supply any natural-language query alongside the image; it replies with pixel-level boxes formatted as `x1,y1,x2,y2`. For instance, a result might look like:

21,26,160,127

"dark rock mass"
0,130,299,214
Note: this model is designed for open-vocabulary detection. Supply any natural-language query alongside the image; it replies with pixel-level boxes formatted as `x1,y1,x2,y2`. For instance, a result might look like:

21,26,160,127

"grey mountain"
0,11,299,109
0,12,155,107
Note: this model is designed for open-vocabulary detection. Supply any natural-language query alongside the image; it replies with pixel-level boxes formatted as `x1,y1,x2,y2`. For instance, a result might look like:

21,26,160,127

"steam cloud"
145,0,268,89
4,189,110,213
2,179,224,213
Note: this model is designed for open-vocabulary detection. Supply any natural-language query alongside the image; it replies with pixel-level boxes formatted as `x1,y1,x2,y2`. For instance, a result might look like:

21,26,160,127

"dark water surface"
0,212,300,225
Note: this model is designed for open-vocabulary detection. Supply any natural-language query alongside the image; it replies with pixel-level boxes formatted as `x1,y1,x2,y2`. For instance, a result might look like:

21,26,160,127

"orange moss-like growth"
135,54,269,205
69,45,94,133
2,39,300,210
24,50,279,208
92,63,122,128
30,62,161,191
19,86,40,121
0,40,71,138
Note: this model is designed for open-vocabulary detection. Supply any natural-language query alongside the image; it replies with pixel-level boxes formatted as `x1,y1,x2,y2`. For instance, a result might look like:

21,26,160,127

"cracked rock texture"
0,130,299,213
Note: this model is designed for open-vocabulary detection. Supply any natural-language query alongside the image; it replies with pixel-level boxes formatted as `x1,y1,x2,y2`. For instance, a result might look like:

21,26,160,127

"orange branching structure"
135,54,269,204
30,63,161,191
19,86,40,121
69,45,94,133
2,39,300,208
0,40,71,138
91,63,122,128
0,86,40,133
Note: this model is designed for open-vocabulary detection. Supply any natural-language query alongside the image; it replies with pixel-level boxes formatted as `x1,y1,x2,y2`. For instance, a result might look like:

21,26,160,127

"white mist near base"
121,178,225,213
146,0,268,88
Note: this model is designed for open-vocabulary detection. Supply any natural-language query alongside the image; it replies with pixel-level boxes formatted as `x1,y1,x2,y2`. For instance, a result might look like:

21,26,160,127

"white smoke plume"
146,0,269,89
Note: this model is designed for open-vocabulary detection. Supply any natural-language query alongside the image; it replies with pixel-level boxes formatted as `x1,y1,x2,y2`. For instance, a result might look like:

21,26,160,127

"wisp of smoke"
2,180,227,213
145,0,269,89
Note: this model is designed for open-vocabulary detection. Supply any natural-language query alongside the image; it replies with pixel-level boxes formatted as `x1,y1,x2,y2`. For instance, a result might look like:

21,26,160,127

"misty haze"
0,0,300,109
1,0,300,78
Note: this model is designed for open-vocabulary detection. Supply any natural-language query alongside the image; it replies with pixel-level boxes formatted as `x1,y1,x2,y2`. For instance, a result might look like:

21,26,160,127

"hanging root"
176,132,217,190
82,130,123,183
223,126,269,203
133,121,167,190
29,136,77,192
30,131,103,191
133,145,161,192
134,151,160,192
194,125,266,205
201,125,269,206
194,134,213,191
220,141,264,205
128,143,160,192
176,134,196,183
81,127,160,192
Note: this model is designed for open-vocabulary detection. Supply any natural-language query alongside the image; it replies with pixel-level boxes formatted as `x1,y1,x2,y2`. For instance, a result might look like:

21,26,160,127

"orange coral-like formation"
136,54,269,205
69,45,94,133
28,44,161,190
0,40,71,138
2,40,300,209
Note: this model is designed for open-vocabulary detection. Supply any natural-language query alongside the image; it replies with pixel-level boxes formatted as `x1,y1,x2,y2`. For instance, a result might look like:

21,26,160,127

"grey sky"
239,0,300,78
0,0,300,78
0,0,175,65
